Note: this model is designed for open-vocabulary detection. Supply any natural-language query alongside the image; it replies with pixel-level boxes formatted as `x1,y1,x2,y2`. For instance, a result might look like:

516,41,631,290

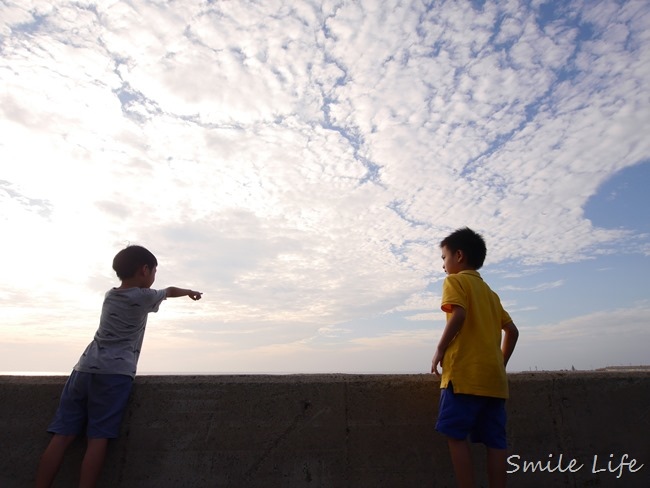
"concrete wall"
1,372,648,487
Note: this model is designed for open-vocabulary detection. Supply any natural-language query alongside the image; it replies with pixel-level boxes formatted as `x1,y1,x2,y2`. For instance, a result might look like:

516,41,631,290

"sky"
1,0,649,375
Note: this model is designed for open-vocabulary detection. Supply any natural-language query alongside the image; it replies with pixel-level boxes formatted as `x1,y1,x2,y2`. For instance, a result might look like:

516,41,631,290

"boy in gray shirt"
35,245,202,488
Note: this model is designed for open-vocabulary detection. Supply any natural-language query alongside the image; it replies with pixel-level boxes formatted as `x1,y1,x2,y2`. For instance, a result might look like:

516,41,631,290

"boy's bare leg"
486,447,507,488
447,437,474,488
35,434,77,488
79,438,109,488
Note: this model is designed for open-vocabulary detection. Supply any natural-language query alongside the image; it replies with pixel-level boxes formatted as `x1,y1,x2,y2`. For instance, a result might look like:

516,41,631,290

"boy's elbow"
504,321,519,337
512,327,520,343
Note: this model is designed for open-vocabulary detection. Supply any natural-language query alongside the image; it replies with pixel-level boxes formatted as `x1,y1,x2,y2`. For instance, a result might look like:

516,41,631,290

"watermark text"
507,453,644,479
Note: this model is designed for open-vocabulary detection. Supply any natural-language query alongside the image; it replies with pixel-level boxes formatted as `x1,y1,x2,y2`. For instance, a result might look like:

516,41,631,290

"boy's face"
142,265,157,288
441,245,463,275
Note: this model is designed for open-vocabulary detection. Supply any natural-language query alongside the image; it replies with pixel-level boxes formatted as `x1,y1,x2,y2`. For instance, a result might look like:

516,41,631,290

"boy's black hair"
112,245,158,280
440,227,487,270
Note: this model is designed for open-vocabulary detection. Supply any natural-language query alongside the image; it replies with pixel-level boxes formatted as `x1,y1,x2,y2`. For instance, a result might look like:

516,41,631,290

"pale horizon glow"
1,0,649,375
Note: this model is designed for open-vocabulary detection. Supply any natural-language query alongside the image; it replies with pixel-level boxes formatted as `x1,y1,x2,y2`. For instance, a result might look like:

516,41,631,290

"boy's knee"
51,434,77,447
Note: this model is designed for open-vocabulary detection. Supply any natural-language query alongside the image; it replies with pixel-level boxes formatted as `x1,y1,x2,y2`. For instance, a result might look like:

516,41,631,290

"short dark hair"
440,227,487,270
112,245,158,280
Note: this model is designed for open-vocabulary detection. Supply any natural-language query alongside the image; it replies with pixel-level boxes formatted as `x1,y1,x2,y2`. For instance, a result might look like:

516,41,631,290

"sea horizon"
2,365,649,376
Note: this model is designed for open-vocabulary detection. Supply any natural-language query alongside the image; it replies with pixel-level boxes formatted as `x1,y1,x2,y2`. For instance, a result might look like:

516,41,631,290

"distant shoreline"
2,365,649,376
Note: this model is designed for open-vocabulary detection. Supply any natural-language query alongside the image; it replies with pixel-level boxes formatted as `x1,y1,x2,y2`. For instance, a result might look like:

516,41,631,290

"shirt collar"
457,270,482,279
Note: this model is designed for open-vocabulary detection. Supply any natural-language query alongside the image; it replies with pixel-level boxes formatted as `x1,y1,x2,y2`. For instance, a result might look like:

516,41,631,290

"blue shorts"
47,370,133,439
435,382,507,449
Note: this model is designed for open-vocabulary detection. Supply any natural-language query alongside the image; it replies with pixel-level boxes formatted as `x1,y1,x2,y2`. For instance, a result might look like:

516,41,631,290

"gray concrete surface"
1,372,648,487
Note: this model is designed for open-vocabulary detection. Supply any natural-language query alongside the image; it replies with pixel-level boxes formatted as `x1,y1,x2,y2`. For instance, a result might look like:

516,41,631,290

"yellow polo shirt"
440,270,512,399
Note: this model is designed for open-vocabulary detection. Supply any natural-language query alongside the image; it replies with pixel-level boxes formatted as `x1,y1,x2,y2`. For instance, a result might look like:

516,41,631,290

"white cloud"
1,0,649,373
405,312,445,322
521,305,650,342
500,280,565,292
511,304,650,371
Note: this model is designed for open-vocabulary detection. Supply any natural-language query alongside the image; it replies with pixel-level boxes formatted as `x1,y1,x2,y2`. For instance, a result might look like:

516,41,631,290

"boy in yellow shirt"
431,227,519,488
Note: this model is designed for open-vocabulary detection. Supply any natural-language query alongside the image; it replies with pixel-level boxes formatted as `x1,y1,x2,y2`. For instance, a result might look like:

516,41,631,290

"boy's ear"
456,249,464,262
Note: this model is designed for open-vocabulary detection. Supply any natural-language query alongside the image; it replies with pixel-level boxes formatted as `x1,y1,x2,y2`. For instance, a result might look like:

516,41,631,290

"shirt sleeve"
137,288,167,312
499,301,513,326
440,275,467,313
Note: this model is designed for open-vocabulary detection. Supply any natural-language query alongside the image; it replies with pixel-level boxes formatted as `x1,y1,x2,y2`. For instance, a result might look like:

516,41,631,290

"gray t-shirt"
74,287,167,378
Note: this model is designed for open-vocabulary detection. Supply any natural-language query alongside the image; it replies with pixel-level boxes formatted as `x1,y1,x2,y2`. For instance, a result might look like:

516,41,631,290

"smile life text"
507,453,644,479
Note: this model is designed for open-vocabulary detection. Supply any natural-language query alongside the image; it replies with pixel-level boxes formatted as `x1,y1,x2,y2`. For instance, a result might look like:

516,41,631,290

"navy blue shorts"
435,382,507,449
47,370,133,439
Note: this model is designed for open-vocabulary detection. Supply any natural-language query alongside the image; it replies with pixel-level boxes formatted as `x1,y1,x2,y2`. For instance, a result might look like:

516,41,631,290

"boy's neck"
118,278,149,289
456,265,477,273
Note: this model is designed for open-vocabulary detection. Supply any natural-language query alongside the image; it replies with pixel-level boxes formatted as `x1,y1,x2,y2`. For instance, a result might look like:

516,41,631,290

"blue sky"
1,0,649,374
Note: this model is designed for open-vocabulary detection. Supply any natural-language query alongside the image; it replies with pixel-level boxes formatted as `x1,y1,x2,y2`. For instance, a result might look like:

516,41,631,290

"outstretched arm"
166,287,202,300
501,321,519,367
431,305,466,376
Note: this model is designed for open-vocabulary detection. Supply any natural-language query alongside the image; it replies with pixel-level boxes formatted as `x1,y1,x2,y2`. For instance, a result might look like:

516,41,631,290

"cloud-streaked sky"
1,0,649,374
